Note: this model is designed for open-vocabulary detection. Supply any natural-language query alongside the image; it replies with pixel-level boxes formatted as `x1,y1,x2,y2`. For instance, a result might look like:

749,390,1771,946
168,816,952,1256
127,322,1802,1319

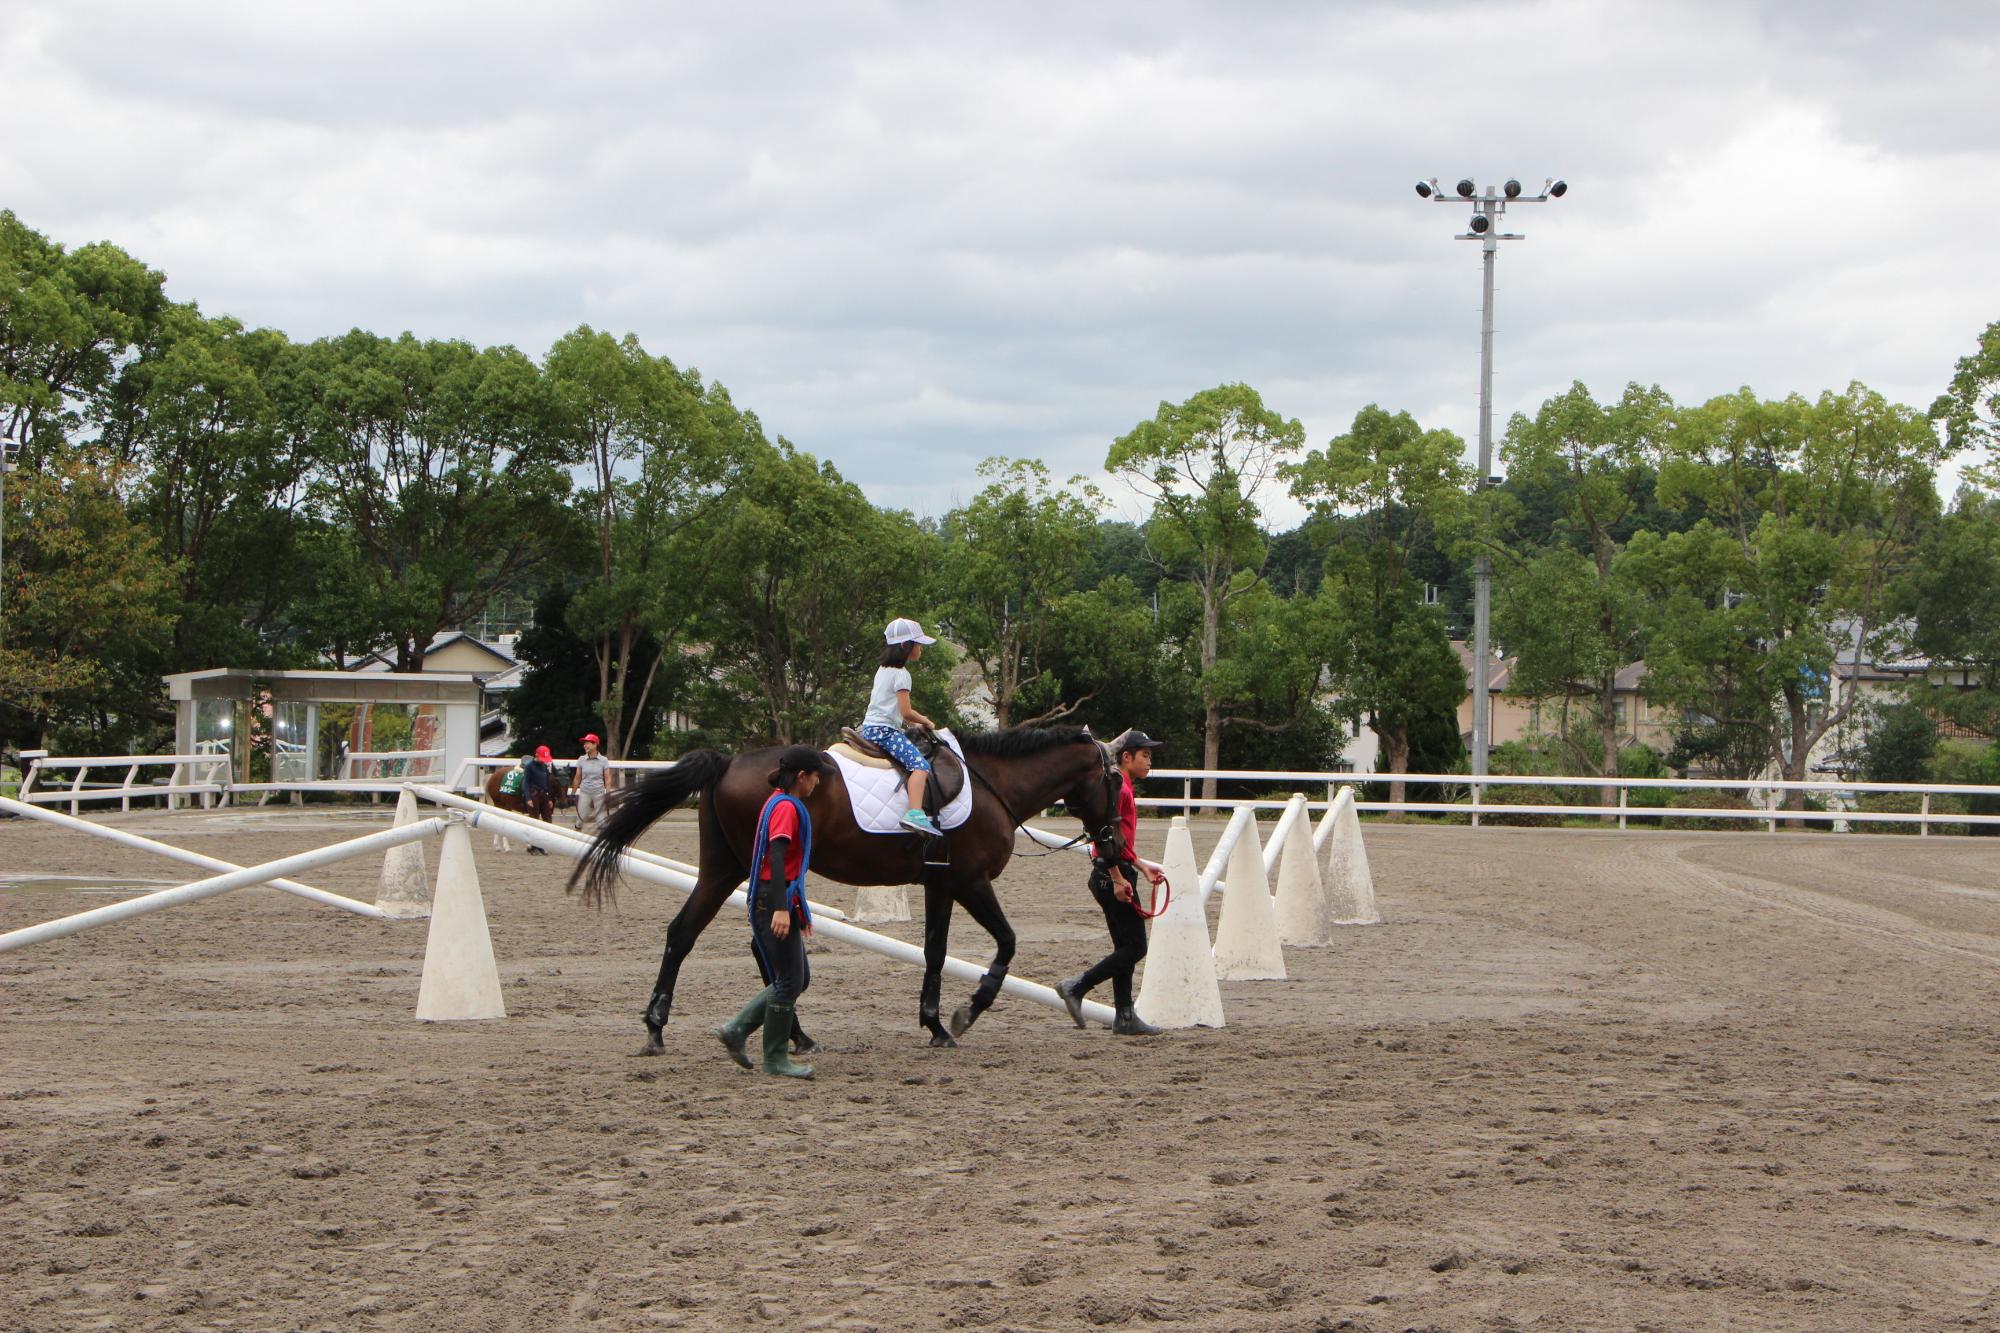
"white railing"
19,754,233,814
15,751,1996,838
1146,768,2000,836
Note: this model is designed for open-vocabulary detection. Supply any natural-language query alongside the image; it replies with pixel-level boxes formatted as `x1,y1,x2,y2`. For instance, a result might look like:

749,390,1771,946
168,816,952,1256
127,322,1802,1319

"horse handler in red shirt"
1056,730,1168,1037
716,745,836,1079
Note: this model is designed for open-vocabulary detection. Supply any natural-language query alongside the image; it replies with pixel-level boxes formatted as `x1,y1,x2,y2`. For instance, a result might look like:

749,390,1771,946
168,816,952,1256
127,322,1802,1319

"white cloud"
4,0,1996,524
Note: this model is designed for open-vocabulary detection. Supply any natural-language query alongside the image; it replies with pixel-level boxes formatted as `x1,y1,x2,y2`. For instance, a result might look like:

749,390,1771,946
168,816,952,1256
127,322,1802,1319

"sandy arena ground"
3,805,1999,1332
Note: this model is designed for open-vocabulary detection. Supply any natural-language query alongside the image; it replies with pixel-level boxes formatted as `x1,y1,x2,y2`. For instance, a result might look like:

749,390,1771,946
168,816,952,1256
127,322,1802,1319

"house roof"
341,631,517,675
1451,641,1513,692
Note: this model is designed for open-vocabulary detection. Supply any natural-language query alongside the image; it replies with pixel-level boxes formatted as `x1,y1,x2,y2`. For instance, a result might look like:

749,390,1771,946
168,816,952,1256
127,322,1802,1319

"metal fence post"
1470,777,1482,830
1618,785,1628,831
1921,792,1930,837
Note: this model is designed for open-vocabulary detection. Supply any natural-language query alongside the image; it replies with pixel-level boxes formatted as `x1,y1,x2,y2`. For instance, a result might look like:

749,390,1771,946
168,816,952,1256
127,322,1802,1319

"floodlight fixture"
1407,173,1569,783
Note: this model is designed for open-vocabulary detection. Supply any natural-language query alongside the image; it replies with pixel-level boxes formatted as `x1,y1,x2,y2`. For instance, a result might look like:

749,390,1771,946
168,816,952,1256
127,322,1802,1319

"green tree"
98,305,313,670
1288,405,1469,804
278,330,579,670
1861,701,1937,784
1634,384,1946,808
1933,320,2000,470
546,327,755,758
1107,383,1304,797
936,458,1104,726
697,445,930,745
0,449,181,750
1497,382,1671,807
1898,489,2000,737
1,211,169,452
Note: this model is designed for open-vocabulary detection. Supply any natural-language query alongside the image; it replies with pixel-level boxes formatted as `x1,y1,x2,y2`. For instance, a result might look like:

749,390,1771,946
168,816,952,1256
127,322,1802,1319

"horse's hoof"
948,1004,975,1038
928,1031,958,1048
630,1039,665,1057
791,1034,819,1055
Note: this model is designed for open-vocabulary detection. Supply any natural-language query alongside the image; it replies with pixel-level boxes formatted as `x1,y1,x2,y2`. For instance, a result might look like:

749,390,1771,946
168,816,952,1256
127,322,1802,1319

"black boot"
949,968,1008,1038
1054,975,1087,1029
1112,1004,1161,1036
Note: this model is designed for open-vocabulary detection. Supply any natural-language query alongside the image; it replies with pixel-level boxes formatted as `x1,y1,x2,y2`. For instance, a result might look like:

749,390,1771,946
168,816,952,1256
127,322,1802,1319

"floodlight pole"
1415,177,1565,781
0,429,15,661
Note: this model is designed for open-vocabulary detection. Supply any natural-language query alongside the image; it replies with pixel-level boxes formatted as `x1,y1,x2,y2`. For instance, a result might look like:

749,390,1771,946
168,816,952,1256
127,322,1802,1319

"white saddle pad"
830,729,974,834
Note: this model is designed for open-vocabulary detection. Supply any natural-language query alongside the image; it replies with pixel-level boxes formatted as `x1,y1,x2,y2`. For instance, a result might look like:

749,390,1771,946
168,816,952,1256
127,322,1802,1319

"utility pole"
1413,176,1567,779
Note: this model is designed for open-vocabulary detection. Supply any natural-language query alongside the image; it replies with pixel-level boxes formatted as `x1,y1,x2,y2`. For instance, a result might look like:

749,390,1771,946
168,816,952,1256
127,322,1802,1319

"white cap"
884,617,936,646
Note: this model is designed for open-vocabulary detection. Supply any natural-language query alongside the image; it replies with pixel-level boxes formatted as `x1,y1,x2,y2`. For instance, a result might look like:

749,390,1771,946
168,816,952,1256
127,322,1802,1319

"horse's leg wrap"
919,972,954,1047
948,967,1008,1038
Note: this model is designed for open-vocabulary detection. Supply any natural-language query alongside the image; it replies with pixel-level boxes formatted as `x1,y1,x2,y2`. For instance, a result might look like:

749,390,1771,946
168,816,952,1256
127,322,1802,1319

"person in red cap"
570,733,615,831
521,744,556,852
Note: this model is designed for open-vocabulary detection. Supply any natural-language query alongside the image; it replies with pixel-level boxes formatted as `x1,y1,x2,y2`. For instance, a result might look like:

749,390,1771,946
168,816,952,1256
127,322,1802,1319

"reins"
962,750,1117,860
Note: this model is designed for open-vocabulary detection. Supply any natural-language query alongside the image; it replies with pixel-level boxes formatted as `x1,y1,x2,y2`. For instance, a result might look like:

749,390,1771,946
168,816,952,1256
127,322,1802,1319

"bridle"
964,733,1123,859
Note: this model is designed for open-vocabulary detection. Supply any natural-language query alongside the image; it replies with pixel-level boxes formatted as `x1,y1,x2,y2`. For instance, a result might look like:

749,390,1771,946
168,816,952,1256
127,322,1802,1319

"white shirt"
862,666,913,731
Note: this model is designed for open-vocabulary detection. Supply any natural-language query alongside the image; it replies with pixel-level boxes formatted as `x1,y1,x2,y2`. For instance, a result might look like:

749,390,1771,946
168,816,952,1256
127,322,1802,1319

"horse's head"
1060,726,1125,858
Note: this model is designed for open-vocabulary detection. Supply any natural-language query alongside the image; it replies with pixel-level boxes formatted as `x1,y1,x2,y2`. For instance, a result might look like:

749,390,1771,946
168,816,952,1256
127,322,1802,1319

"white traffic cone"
416,823,506,1021
1325,788,1379,925
376,787,432,919
852,885,911,924
1134,818,1226,1028
1273,793,1333,946
1211,815,1285,980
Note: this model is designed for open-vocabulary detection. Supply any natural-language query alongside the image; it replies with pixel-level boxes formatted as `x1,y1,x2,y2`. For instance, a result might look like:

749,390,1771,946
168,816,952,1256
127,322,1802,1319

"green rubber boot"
715,986,773,1070
761,1002,814,1079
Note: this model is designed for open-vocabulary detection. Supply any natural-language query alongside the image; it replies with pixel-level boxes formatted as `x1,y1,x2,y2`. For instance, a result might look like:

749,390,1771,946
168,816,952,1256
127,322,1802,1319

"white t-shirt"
862,666,913,731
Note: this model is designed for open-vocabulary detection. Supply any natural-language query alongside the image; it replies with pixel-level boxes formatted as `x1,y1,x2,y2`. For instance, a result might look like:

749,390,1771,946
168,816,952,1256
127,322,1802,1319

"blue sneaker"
900,809,942,838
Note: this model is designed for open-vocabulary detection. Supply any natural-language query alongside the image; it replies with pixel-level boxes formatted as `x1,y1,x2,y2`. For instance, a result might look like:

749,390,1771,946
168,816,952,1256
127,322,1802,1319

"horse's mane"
955,724,1096,759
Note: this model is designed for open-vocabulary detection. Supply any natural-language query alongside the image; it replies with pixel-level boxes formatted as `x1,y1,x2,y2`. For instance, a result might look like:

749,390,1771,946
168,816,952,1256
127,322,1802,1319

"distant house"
1453,642,1676,757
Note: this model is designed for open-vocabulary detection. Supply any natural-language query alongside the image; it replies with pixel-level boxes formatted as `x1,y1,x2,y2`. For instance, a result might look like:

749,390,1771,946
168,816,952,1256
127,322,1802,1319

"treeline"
5,210,1999,806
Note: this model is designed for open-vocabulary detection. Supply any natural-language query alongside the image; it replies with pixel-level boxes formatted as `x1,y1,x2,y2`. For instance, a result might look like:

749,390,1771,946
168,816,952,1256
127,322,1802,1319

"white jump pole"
407,784,850,922
0,817,451,954
0,794,389,920
423,788,1119,1029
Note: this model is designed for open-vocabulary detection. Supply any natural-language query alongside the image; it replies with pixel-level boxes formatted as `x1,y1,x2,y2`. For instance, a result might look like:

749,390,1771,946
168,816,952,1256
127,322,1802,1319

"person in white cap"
860,617,945,837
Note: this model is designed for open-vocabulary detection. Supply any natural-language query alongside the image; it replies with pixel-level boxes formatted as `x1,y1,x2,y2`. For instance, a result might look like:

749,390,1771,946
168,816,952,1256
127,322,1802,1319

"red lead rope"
1133,872,1172,920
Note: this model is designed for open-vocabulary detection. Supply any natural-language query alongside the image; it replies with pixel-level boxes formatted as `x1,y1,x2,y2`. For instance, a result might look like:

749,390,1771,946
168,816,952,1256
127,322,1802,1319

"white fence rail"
12,752,2000,837
18,754,232,813
1148,768,2000,836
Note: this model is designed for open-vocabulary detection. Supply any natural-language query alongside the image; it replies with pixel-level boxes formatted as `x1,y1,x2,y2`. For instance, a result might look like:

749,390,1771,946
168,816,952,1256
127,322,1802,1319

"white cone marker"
1134,817,1226,1028
415,823,506,1021
1324,788,1379,925
1273,793,1333,947
376,787,433,919
1212,815,1285,980
852,885,911,924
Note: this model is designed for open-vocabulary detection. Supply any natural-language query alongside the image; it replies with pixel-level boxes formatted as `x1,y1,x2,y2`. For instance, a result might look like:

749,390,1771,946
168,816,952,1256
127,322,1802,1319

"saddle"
832,726,966,819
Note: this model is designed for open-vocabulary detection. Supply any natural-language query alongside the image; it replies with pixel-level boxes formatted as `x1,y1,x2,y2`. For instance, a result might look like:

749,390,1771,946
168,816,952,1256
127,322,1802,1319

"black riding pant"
750,878,810,1007
1075,866,1148,1008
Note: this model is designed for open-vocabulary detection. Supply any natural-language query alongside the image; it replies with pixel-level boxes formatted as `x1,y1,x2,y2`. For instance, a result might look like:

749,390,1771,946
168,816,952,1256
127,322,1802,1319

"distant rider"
521,744,557,854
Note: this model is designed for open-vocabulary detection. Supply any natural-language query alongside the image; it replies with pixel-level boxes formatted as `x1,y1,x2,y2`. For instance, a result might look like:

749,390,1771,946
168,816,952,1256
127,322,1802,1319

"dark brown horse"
572,726,1121,1053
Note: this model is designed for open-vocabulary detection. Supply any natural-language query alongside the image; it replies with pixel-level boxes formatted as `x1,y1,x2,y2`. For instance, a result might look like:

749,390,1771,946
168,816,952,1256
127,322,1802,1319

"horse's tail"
569,749,732,908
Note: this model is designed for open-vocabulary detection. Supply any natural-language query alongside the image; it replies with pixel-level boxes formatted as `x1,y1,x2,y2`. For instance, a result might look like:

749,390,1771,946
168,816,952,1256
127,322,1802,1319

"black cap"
1116,730,1164,755
767,744,837,787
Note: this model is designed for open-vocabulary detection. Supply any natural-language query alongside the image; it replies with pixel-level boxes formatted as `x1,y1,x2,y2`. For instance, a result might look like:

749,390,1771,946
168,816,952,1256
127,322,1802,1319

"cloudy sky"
6,1,1997,524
